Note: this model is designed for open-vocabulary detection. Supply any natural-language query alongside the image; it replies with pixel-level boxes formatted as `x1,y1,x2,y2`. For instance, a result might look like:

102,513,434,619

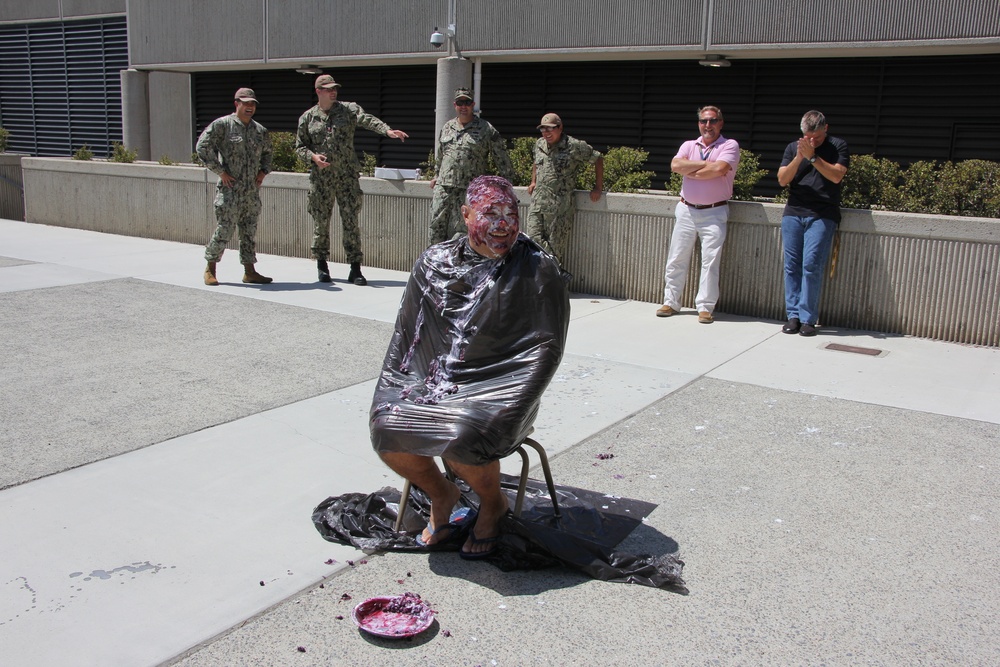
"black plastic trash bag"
370,236,571,465
312,475,687,593
335,229,685,591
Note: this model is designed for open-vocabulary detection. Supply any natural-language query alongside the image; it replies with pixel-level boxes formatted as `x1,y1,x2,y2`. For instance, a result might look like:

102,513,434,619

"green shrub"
732,149,769,201
841,154,903,210
0,127,9,153
190,152,204,166
417,150,436,180
109,142,137,163
158,155,176,166
269,131,308,172
896,161,940,214
507,136,535,187
666,171,682,196
894,160,938,214
928,160,1000,218
72,145,94,161
412,138,654,193
775,155,999,217
594,146,655,193
359,152,376,177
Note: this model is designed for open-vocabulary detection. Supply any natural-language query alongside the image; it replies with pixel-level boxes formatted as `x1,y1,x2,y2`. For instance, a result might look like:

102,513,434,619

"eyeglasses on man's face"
698,118,721,125
455,100,473,107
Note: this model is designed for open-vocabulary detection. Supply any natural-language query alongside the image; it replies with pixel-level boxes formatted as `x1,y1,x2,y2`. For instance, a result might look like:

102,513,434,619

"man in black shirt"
776,110,850,336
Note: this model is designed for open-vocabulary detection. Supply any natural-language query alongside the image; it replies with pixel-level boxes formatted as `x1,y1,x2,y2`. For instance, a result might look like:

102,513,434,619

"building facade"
1,0,998,194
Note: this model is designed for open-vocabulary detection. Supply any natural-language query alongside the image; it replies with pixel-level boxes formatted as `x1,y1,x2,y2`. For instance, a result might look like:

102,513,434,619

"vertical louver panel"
193,65,436,171
0,17,127,157
480,55,1000,196
180,54,1000,197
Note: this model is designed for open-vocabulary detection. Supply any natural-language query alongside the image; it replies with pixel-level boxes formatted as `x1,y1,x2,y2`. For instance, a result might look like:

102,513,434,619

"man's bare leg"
447,459,509,555
380,451,461,545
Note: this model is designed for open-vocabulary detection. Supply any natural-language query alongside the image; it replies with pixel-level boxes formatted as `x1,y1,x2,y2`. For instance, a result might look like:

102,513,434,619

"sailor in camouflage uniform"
526,113,604,266
198,87,274,285
428,88,514,245
295,74,408,285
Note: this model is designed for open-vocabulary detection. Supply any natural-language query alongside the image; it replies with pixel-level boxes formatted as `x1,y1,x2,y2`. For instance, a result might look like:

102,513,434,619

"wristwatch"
808,156,816,164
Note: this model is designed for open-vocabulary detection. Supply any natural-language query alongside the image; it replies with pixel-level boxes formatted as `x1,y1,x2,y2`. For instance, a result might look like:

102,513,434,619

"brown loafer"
698,311,714,324
656,305,677,318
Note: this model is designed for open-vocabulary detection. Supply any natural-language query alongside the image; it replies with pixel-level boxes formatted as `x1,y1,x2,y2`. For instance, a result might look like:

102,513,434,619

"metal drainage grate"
822,343,887,357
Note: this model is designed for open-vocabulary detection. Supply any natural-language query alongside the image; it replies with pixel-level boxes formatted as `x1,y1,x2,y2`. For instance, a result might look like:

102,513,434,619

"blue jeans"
781,215,837,325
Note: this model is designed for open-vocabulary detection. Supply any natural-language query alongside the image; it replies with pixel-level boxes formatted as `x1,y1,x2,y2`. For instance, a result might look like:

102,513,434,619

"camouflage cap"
234,88,259,103
315,74,341,89
454,87,473,102
537,113,562,129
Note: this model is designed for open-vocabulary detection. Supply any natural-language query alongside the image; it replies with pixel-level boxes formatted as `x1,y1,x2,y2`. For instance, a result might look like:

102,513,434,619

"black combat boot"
317,259,332,283
347,261,367,286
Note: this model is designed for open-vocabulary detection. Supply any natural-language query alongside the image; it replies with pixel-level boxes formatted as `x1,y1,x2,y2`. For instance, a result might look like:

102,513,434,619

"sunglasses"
698,118,721,125
455,100,473,107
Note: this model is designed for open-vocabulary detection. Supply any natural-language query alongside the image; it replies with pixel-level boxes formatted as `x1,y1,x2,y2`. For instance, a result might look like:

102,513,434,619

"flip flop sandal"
415,506,476,548
459,531,500,561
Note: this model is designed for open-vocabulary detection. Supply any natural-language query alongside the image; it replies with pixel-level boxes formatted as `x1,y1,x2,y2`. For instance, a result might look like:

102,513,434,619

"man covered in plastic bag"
371,175,570,560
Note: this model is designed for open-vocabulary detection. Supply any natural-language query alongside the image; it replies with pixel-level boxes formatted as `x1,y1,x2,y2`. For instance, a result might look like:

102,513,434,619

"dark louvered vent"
0,17,128,158
193,65,437,171
189,53,998,196
479,55,1000,195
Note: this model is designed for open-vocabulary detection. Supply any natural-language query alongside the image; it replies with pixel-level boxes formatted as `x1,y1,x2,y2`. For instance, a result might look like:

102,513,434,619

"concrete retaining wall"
20,157,1000,346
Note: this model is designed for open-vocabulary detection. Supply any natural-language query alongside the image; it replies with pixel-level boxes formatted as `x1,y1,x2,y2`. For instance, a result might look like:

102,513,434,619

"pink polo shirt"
675,135,740,205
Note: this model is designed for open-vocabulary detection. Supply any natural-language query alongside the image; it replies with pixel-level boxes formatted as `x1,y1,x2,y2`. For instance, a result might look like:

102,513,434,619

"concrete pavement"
1,218,998,666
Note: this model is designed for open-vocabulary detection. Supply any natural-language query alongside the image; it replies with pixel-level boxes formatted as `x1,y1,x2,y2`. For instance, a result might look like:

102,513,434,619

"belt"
681,197,729,210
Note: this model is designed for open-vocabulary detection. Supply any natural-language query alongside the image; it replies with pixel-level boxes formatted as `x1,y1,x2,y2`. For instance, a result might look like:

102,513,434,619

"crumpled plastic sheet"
369,237,571,466
312,474,687,593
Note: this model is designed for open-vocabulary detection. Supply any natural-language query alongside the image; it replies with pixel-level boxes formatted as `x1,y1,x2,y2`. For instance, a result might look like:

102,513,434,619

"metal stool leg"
513,447,530,516
521,437,561,518
394,478,412,533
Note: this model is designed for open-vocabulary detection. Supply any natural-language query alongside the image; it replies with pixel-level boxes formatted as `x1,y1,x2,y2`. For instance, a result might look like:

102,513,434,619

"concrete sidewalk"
1,218,998,666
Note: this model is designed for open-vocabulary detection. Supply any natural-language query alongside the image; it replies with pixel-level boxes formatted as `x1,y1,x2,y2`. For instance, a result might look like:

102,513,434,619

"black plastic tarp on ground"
312,474,687,593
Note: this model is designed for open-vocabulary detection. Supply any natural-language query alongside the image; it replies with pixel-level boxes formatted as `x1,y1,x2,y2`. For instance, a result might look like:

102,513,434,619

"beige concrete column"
120,69,150,161
149,72,194,163
434,56,472,160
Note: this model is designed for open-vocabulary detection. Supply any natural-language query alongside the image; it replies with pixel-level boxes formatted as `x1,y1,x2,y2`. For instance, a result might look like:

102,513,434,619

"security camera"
430,28,445,48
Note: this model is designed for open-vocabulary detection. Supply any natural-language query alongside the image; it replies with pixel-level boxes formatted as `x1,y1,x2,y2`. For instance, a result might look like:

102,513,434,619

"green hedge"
507,136,656,193
420,136,656,194
779,155,1000,218
269,128,999,218
0,127,9,153
109,142,137,163
72,145,94,161
270,131,308,173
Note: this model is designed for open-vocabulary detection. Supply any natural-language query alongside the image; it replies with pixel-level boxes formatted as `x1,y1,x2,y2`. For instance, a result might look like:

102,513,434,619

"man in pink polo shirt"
656,106,740,323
